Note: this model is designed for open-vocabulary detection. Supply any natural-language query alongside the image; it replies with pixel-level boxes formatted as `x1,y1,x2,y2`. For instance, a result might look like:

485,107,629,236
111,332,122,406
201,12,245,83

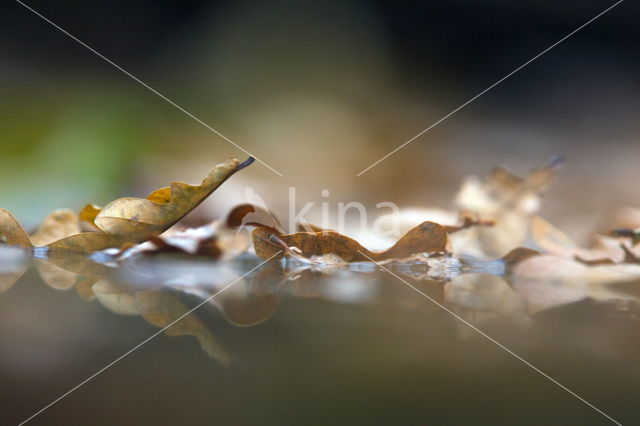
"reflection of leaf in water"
93,280,140,315
75,276,99,300
215,266,282,327
445,273,528,324
35,250,108,292
506,254,640,313
0,246,30,293
93,281,230,365
44,250,110,277
139,291,231,365
35,259,81,290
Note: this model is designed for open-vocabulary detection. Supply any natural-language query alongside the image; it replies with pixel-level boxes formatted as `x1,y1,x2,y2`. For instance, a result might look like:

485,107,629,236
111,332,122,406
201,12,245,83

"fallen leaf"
89,157,252,240
1,157,253,254
252,221,449,262
0,209,32,248
531,216,640,264
454,156,564,257
29,208,81,246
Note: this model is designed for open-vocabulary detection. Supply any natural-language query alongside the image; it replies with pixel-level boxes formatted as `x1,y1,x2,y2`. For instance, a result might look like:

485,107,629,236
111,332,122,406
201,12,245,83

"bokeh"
2,0,638,241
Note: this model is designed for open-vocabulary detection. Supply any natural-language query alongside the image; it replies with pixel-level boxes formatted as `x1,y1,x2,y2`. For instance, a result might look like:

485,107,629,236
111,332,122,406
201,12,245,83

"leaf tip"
237,156,255,171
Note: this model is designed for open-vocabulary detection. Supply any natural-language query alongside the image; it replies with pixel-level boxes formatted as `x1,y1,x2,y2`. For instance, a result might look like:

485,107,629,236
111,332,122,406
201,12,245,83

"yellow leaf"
78,204,102,228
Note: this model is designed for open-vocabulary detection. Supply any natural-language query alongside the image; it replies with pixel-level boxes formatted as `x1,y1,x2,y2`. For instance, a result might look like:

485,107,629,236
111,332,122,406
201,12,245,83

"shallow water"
1,247,639,425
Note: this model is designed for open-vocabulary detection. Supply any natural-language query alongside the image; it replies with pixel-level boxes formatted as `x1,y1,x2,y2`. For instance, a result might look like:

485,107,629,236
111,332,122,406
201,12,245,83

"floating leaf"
0,209,32,248
1,157,253,254
252,221,449,262
89,157,252,240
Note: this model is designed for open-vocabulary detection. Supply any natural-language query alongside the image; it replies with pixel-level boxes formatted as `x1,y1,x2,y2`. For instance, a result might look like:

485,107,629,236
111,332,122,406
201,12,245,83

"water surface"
1,248,638,425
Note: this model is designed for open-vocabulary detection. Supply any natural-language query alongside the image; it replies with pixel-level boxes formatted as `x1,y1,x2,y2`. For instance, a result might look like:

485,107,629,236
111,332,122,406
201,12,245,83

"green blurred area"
0,83,148,224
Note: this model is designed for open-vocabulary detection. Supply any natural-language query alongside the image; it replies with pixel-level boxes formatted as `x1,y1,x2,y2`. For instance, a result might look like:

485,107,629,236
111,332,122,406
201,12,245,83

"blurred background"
2,3,640,424
1,0,639,241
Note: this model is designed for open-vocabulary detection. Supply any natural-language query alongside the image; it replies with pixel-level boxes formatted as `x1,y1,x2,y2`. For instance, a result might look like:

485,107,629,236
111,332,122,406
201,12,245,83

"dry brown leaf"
46,232,120,252
29,209,81,246
0,208,32,248
532,216,640,265
89,157,251,240
296,222,331,233
454,156,564,258
0,157,253,254
443,212,494,234
252,221,449,262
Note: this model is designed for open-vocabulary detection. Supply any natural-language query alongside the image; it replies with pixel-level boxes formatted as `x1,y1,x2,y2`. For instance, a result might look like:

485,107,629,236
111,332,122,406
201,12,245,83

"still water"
1,247,638,425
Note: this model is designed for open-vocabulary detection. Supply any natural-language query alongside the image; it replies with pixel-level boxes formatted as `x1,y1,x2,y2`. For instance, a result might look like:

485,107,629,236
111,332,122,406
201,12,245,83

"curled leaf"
92,157,251,240
454,156,564,257
78,204,101,229
252,221,448,262
50,157,252,252
0,208,32,248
